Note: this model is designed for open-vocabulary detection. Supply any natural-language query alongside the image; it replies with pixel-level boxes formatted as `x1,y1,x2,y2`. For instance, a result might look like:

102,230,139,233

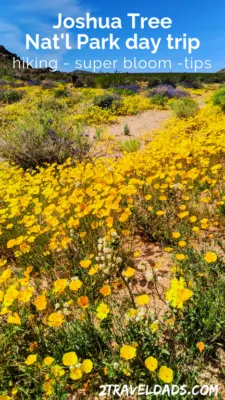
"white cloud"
0,21,25,54
14,0,87,16
0,21,21,35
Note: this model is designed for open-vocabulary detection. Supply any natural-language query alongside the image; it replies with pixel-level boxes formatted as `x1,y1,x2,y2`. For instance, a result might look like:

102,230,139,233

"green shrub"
0,90,23,104
120,139,141,153
147,78,161,88
85,76,97,88
111,98,122,113
160,77,176,87
54,88,69,98
112,88,136,96
95,127,104,140
74,78,85,88
212,86,225,111
123,124,130,136
170,98,199,118
180,80,202,89
151,94,168,107
95,75,118,88
93,93,115,109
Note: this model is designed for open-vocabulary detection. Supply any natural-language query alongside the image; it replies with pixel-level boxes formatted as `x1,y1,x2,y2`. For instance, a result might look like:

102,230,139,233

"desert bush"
26,80,41,86
0,112,91,169
93,93,115,109
180,80,202,89
54,88,69,98
41,80,57,90
112,88,135,96
112,85,140,96
149,85,189,99
160,77,176,87
177,74,203,88
212,86,225,111
151,94,168,107
169,86,185,98
147,78,162,88
95,75,115,88
111,98,122,113
0,89,23,104
123,124,130,136
95,75,111,88
74,78,85,88
120,138,141,152
95,127,104,140
85,76,97,88
170,98,199,118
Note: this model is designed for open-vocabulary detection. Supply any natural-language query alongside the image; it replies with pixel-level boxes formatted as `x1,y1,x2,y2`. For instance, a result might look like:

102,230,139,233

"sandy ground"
108,109,170,140
87,109,170,141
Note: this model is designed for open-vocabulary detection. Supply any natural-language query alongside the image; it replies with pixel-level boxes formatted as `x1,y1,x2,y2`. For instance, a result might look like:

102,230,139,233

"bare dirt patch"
87,109,170,141
108,109,170,140
131,236,172,318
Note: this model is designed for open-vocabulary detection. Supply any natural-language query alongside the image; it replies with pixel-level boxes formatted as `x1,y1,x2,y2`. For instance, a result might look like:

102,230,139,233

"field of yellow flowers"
0,81,225,399
0,84,156,128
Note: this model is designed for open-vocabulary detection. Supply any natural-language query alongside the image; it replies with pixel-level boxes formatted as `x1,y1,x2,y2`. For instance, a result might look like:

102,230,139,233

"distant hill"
0,45,71,81
0,45,27,70
0,46,94,77
0,45,15,58
0,45,17,59
218,69,225,73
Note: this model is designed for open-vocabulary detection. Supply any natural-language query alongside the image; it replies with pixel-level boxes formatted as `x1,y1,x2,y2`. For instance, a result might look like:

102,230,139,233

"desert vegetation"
0,71,225,399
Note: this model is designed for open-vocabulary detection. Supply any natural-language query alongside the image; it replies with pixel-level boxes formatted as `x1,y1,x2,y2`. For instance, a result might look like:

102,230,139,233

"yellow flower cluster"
166,277,193,309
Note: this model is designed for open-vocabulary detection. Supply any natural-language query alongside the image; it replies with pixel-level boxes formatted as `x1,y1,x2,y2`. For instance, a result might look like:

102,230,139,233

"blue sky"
1,0,225,72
